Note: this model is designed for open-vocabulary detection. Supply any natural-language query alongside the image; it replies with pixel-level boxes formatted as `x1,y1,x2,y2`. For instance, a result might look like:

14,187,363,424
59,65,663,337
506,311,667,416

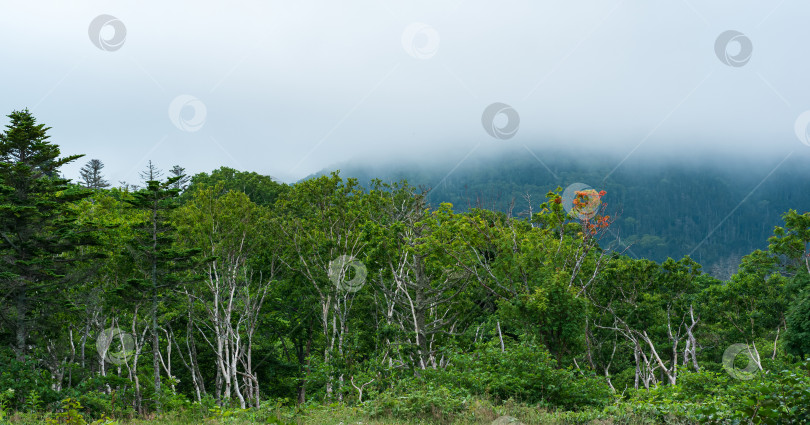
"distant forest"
321,149,809,280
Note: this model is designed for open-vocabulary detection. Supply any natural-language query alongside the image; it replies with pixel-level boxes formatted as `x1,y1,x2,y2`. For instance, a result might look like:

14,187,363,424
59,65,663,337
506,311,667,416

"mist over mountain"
310,147,810,280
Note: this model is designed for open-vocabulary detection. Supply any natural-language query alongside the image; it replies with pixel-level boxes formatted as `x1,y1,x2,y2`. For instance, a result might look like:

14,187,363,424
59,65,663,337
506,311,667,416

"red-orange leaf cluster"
584,215,611,235
572,189,602,218
572,189,610,234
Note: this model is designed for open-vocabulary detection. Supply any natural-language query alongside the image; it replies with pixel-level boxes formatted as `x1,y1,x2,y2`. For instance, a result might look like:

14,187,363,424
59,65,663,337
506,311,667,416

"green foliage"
695,360,810,424
0,351,59,411
0,388,14,422
673,369,732,401
427,342,613,410
785,289,810,358
0,109,99,359
44,398,116,425
125,175,201,294
183,166,286,207
22,390,41,413
365,382,471,422
497,276,588,363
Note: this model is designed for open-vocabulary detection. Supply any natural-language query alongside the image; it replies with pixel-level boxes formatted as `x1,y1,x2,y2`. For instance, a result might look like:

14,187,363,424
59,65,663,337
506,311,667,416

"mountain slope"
307,148,810,279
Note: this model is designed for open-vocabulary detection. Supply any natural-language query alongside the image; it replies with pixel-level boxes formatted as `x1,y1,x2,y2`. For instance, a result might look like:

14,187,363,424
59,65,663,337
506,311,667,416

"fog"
2,0,809,184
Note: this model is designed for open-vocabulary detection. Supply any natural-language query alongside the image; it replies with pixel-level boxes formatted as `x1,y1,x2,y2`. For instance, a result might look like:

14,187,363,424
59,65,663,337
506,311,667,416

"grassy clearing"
2,399,696,425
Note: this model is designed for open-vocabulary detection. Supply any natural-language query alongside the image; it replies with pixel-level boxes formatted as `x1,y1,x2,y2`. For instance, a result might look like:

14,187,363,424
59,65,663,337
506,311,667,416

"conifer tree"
168,165,190,191
124,162,199,409
0,109,97,360
79,158,110,189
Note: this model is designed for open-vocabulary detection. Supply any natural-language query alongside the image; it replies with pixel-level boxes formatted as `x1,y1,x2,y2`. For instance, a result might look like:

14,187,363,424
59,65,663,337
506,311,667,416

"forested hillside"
2,110,810,424
317,149,810,280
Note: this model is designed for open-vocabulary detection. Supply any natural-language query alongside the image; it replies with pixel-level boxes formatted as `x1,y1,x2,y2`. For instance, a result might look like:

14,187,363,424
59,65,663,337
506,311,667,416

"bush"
696,359,810,424
44,398,116,425
0,352,60,411
365,383,471,423
615,359,810,424
675,369,731,400
426,342,614,410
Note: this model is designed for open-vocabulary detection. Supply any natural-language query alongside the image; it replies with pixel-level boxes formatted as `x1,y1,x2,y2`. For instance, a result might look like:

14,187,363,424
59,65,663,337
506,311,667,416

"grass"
2,398,698,425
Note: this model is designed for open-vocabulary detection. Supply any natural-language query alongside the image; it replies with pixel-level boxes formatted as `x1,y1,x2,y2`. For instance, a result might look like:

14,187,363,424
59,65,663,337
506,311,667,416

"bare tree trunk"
351,376,374,403
686,305,700,370
152,258,162,411
496,321,505,352
633,344,640,390
121,312,149,415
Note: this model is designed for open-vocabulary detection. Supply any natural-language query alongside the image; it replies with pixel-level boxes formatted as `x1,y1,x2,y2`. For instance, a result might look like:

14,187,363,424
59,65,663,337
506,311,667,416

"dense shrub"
365,383,472,422
616,360,810,424
0,352,60,411
696,359,810,424
426,342,613,410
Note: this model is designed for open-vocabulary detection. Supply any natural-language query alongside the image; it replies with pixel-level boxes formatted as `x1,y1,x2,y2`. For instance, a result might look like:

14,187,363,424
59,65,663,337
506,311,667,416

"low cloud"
1,0,807,184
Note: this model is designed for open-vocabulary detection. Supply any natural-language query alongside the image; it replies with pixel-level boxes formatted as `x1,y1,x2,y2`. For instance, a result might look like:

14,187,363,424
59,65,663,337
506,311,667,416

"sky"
1,0,809,184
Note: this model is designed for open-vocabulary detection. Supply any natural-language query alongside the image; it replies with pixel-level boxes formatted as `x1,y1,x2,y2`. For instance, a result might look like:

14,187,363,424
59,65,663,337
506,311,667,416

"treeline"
1,109,810,423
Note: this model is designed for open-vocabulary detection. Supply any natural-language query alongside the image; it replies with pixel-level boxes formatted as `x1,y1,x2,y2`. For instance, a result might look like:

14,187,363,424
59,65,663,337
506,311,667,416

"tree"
79,159,110,190
275,172,369,401
125,164,199,410
0,109,98,360
173,185,278,408
785,288,810,358
184,167,286,207
168,165,190,192
766,210,810,358
69,188,150,402
372,200,479,371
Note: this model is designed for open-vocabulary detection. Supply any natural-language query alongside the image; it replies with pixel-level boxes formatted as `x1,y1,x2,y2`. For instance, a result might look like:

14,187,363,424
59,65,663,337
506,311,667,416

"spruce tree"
79,158,110,189
168,165,190,191
0,109,97,360
125,163,199,409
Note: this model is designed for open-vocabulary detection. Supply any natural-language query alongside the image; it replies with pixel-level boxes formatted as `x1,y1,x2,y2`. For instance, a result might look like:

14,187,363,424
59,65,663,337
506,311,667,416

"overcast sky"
2,0,809,184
